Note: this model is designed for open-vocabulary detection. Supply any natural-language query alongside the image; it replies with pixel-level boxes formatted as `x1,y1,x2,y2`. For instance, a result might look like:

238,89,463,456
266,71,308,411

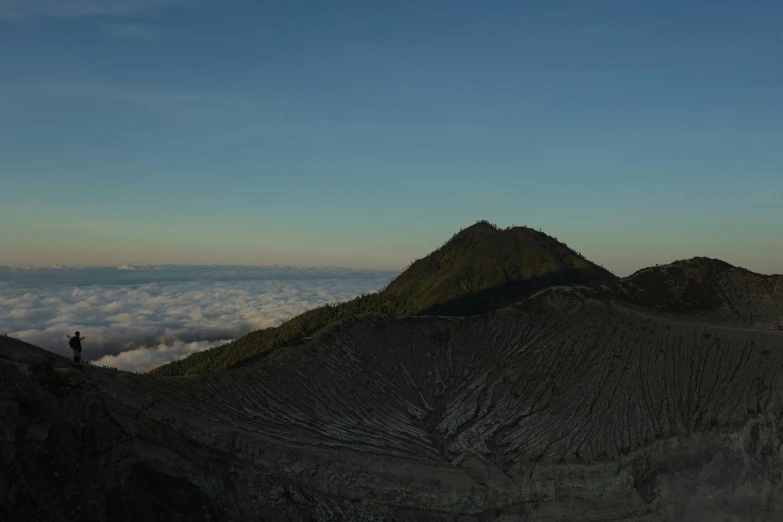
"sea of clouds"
0,265,397,373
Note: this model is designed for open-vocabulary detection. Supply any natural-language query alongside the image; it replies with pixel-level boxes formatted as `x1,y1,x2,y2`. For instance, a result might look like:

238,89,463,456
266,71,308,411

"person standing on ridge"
67,331,85,363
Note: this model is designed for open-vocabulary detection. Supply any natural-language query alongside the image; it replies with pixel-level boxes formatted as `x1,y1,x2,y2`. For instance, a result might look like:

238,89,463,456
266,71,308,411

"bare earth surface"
2,274,783,521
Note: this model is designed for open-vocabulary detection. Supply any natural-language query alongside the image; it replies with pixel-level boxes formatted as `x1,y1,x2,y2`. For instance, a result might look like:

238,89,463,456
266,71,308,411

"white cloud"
0,266,397,372
0,0,185,20
92,339,234,373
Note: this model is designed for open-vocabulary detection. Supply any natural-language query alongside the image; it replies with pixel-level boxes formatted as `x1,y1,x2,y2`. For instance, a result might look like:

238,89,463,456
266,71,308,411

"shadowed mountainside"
541,257,783,330
3,280,783,521
152,221,617,376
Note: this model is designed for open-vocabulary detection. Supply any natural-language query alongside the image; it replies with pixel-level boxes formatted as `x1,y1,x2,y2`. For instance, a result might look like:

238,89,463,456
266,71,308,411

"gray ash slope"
2,259,783,521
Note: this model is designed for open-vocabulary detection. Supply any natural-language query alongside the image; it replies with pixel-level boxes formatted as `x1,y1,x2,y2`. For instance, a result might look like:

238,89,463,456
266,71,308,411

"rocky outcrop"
3,286,783,521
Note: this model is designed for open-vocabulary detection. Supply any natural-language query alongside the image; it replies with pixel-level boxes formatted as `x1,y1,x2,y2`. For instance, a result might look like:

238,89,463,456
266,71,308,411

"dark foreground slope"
153,221,616,375
4,286,783,521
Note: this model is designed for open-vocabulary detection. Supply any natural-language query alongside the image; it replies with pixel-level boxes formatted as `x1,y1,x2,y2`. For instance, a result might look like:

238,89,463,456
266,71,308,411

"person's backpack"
68,337,77,349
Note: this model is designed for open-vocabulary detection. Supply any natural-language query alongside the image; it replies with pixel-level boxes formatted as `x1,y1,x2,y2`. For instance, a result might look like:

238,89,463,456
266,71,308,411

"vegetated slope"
550,257,783,329
4,289,783,521
381,220,616,316
152,221,616,375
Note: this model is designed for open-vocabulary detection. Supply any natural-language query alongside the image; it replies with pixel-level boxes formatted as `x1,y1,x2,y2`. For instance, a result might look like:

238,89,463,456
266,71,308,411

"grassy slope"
383,221,616,316
151,221,617,375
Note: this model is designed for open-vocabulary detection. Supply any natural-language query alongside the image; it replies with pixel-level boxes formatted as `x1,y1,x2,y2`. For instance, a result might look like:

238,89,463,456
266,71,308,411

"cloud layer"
91,339,234,373
0,265,397,372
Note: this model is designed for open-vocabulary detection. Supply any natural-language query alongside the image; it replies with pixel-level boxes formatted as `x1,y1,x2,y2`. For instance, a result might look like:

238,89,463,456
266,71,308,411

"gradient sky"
1,0,781,275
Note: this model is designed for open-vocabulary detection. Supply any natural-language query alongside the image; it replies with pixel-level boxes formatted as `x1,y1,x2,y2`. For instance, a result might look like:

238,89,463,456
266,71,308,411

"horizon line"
0,256,780,278
0,263,403,271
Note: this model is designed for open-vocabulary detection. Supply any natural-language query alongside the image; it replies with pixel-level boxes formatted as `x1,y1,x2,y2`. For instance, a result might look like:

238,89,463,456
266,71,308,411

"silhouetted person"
67,331,85,363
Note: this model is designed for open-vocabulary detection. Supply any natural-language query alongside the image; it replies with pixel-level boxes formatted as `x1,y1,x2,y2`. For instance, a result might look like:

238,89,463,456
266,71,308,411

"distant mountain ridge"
151,223,781,377
152,221,617,375
536,256,783,329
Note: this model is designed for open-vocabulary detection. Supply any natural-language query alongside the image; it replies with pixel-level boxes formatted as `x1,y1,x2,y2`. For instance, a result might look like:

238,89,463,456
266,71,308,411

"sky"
1,0,781,276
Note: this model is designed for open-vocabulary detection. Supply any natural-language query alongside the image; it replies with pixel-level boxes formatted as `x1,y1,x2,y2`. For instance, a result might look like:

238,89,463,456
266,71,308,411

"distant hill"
550,257,783,328
152,221,617,375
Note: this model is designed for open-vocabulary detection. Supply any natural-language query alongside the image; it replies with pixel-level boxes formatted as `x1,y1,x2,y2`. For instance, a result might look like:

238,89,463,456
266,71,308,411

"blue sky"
1,0,781,275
